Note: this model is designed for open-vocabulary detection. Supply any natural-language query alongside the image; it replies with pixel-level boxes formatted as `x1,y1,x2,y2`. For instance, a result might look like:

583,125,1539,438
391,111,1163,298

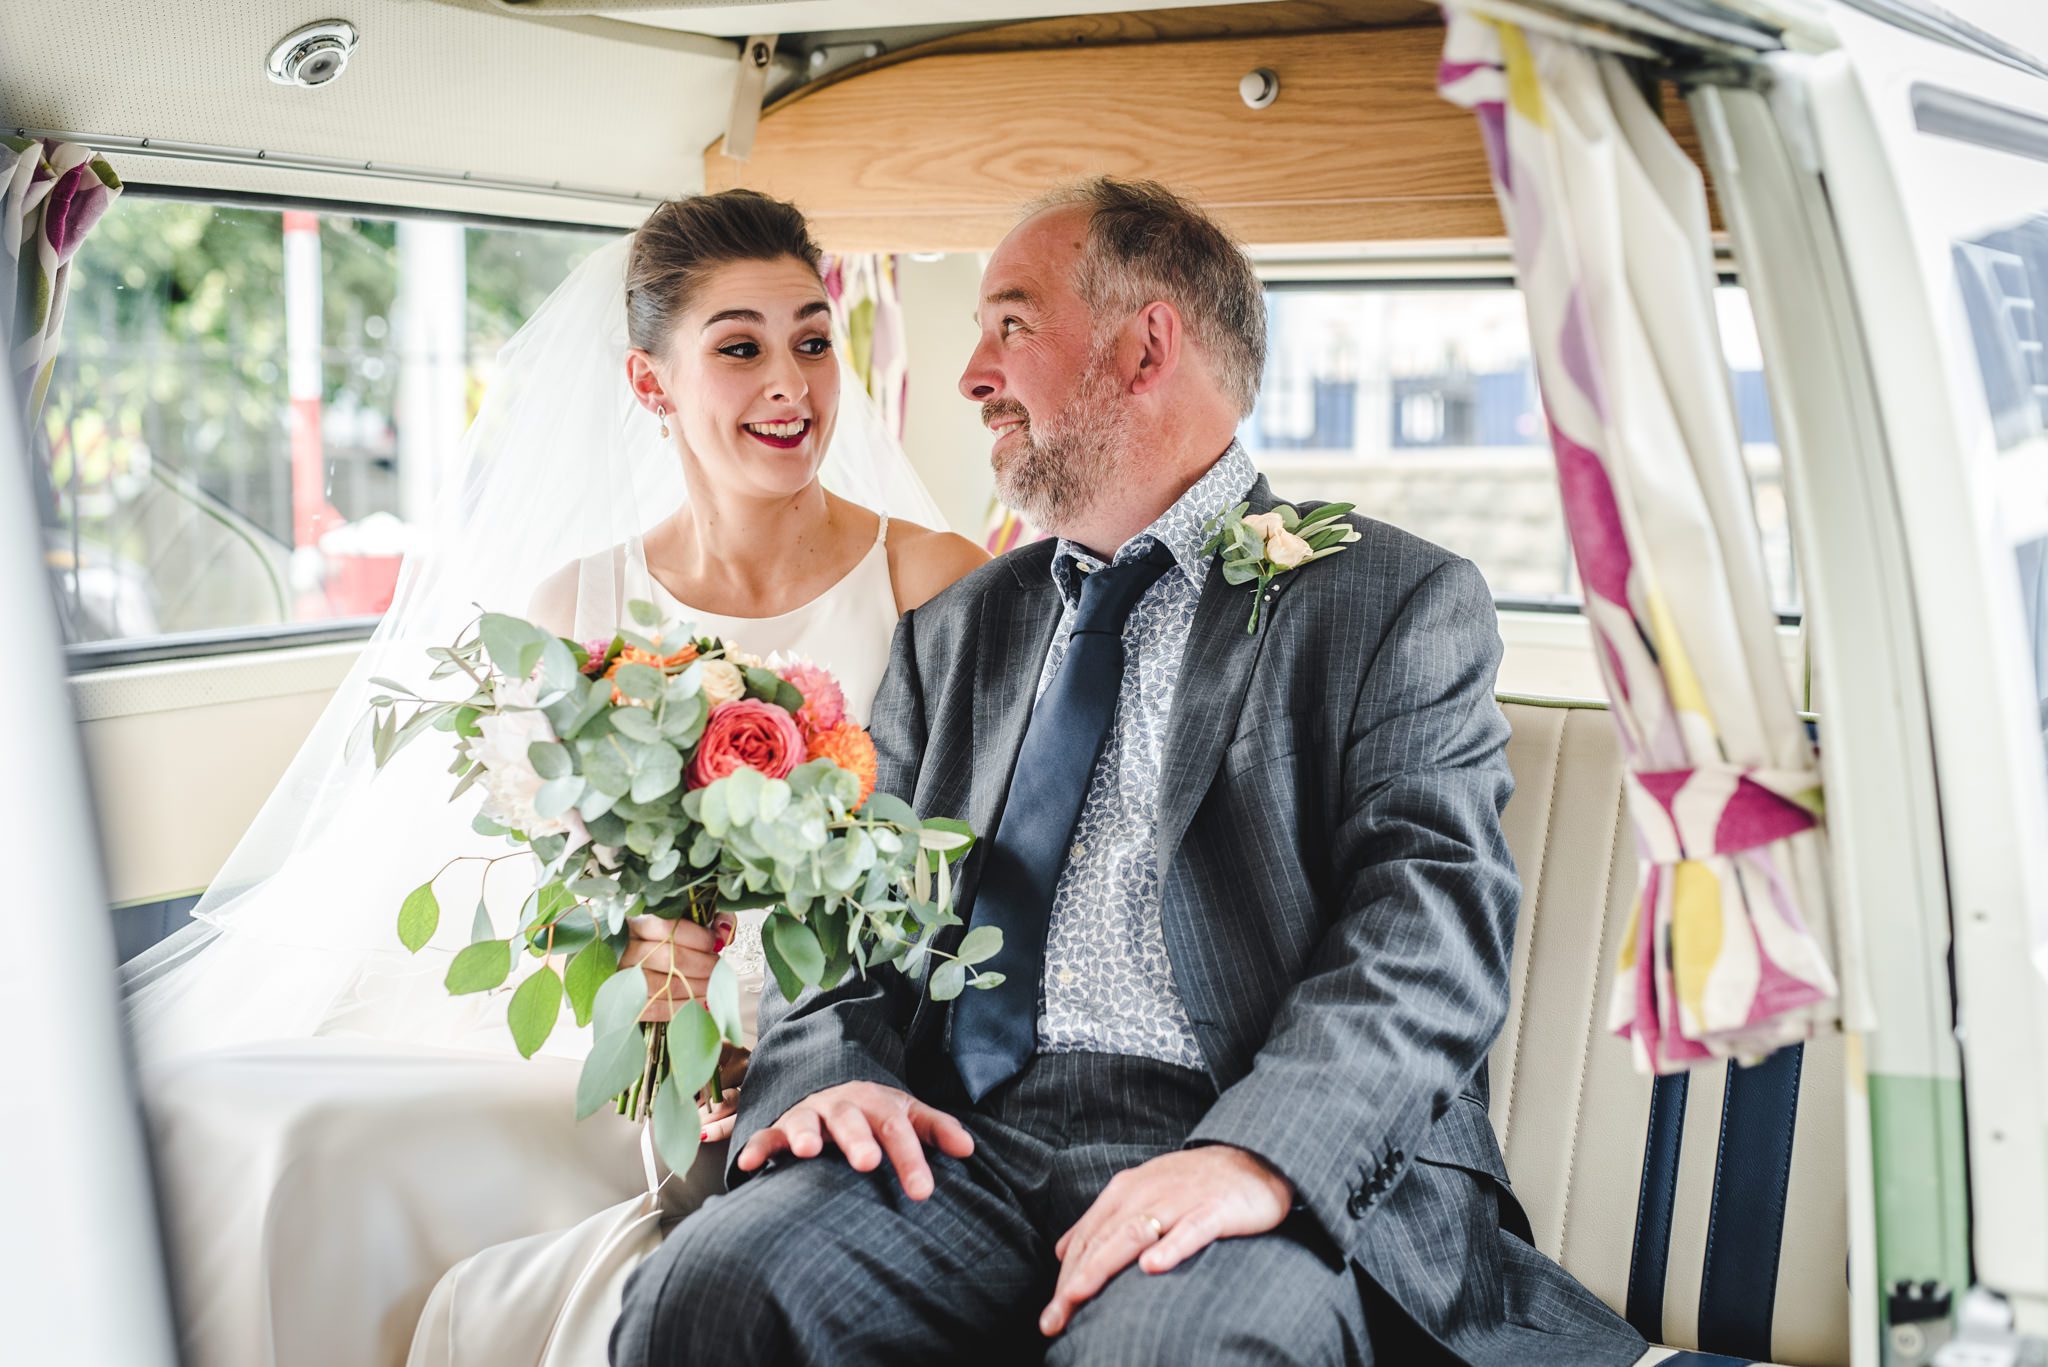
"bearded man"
611,177,1641,1367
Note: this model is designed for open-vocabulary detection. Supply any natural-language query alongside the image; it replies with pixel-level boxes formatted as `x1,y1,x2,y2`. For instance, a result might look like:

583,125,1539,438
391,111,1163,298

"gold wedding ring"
1143,1213,1164,1241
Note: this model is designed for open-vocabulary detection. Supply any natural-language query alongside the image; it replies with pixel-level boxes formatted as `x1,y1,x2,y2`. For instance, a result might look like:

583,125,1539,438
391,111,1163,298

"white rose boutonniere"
1201,500,1362,633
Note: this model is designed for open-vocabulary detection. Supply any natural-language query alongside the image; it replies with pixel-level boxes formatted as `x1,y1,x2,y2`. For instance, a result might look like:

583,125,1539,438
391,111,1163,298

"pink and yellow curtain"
1439,15,1839,1071
2,136,120,428
822,253,907,440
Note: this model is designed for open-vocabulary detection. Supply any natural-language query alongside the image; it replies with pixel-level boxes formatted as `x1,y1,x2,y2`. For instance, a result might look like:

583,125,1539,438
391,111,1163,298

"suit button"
1347,1190,1371,1219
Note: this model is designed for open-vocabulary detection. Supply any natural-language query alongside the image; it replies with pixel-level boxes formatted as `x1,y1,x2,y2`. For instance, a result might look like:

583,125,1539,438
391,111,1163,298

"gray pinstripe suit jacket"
730,477,1641,1364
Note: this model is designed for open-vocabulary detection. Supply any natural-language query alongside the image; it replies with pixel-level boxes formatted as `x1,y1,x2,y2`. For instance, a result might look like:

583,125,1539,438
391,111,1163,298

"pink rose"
688,699,808,788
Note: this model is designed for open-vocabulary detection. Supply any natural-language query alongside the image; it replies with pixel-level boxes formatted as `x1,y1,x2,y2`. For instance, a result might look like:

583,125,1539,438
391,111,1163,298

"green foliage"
507,965,564,1058
398,881,440,953
381,597,999,1136
446,940,513,995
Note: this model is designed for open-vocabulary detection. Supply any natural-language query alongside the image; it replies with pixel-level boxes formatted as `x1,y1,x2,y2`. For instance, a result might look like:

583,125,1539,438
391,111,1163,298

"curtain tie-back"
1623,763,1823,866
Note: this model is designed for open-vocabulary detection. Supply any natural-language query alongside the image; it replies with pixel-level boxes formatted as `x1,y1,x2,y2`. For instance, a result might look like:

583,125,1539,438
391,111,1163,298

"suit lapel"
967,567,1063,845
909,562,1060,1053
1155,476,1296,871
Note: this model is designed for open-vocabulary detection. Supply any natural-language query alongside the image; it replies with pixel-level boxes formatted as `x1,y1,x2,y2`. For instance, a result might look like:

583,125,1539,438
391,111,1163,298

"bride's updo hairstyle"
625,190,825,355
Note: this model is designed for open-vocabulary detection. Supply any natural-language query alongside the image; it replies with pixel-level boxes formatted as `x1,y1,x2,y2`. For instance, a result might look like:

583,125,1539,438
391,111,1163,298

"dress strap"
874,512,890,547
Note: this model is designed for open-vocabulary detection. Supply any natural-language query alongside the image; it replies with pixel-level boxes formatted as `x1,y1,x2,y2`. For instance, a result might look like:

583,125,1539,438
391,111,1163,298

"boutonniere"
1201,502,1362,633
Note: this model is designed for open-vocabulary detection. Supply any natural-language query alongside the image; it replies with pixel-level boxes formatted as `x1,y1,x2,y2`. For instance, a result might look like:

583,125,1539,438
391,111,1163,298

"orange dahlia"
807,721,878,811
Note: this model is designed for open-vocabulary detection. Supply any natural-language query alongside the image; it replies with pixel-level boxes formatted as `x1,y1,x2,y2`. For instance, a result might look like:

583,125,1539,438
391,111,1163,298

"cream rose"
1242,510,1289,543
1265,528,1314,569
699,659,747,707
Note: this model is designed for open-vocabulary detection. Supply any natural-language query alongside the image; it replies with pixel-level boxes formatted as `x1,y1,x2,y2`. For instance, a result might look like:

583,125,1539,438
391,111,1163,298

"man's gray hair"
1026,177,1267,417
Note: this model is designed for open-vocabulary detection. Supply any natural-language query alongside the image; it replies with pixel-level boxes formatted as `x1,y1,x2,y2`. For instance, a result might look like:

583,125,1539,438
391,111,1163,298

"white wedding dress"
404,516,901,1367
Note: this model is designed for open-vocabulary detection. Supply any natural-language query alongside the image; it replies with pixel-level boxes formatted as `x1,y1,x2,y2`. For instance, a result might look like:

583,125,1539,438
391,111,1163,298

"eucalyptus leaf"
536,907,598,956
930,959,968,1001
861,792,918,829
970,971,1007,990
768,916,826,988
957,924,1003,966
539,638,582,700
507,965,564,1058
591,964,650,1038
611,707,662,743
564,938,618,1027
650,1070,702,1179
480,613,539,676
760,921,807,1002
700,782,730,839
630,743,683,804
398,881,440,953
628,598,662,628
667,1000,722,1096
579,737,632,798
528,741,571,780
575,1026,646,1120
470,899,494,944
535,775,584,820
446,940,513,995
706,957,744,1046
613,663,665,704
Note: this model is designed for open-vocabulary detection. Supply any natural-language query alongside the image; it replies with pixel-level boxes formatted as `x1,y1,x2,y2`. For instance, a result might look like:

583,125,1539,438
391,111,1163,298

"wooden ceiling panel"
709,25,1507,251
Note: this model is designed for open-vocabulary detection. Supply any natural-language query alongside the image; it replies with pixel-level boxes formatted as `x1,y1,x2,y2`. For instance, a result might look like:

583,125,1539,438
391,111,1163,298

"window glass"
1238,282,1798,613
1953,214,2048,792
39,196,611,651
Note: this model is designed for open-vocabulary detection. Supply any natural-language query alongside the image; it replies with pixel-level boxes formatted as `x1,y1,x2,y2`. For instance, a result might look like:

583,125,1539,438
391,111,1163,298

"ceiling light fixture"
267,20,359,89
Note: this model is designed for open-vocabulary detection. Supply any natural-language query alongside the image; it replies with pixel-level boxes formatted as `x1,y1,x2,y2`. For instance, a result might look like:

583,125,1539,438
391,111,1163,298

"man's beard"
986,348,1133,533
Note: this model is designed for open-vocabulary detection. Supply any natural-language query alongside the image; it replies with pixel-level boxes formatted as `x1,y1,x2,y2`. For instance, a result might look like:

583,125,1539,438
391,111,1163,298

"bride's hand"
698,1047,751,1142
621,914,723,1022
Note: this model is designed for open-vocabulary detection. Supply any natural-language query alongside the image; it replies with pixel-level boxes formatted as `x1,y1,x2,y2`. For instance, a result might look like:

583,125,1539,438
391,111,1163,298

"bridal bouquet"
355,598,997,1176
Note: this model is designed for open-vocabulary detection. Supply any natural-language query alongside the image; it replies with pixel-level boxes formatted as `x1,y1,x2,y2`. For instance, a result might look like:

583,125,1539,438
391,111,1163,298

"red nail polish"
700,1130,708,1141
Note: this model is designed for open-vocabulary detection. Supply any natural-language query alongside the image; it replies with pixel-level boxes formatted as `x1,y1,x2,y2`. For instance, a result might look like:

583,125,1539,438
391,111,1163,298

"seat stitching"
1499,707,1569,1153
1556,768,1626,1268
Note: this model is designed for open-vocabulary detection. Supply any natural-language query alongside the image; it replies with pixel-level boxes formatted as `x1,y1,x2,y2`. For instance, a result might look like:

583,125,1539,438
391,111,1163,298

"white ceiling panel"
2,0,738,225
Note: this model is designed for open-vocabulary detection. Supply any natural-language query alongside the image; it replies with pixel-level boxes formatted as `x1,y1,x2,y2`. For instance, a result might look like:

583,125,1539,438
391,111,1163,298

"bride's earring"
656,404,670,439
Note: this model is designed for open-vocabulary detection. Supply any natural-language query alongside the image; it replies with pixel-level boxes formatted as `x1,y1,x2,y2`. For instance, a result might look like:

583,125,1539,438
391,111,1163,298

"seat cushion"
1492,699,1849,1367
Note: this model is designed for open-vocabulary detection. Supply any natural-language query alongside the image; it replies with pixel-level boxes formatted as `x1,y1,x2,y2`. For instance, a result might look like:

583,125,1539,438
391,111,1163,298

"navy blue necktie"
949,540,1178,1102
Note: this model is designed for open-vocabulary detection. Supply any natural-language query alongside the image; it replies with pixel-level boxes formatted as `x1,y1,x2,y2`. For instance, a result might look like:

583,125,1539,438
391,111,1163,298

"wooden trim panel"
709,26,1503,251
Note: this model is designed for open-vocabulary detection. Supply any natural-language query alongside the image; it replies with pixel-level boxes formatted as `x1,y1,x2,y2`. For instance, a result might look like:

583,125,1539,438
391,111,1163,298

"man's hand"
1039,1146,1293,1338
734,1081,976,1201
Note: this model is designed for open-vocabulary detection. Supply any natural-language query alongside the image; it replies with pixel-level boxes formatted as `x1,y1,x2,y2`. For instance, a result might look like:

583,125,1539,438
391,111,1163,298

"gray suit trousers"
610,1052,1374,1366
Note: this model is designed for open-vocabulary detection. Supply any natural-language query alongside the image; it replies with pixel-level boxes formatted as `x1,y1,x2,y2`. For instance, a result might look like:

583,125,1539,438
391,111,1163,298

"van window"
1953,213,2048,788
1239,281,1797,614
41,194,612,660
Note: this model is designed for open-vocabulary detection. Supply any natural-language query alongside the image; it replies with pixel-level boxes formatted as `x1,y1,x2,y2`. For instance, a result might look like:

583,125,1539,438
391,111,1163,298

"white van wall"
898,254,999,538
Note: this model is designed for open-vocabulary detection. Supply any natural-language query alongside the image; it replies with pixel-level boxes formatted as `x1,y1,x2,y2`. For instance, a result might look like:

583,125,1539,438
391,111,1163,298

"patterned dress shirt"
1033,443,1258,1069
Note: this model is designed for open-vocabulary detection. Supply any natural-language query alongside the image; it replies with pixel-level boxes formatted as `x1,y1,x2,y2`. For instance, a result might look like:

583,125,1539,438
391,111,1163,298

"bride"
124,189,984,1367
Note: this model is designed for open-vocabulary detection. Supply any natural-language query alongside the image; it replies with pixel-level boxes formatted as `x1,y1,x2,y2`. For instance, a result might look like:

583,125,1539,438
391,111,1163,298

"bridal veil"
123,230,945,1062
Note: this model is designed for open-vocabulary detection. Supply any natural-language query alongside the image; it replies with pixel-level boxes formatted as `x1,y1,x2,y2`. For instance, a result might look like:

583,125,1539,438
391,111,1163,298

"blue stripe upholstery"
1626,1070,1692,1340
1698,1044,1807,1360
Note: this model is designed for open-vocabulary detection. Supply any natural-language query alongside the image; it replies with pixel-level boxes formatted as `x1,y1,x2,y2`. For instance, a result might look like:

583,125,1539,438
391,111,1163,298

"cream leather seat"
1493,698,1849,1367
